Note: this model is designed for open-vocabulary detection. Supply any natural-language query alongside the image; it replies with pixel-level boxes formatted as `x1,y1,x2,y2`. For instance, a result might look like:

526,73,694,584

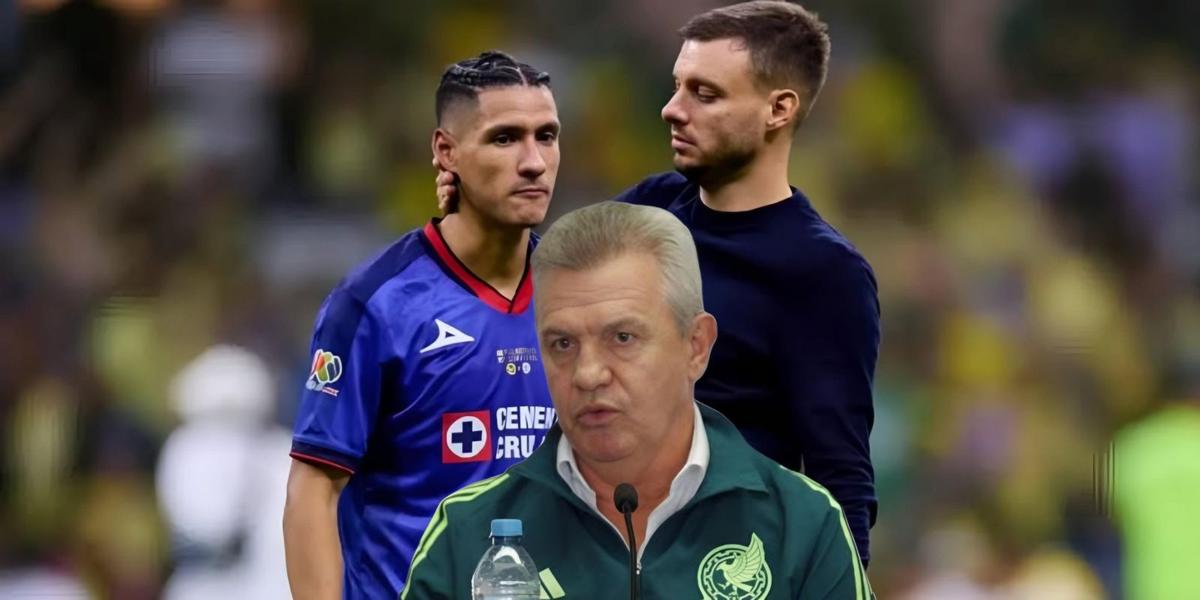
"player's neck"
438,212,530,298
698,144,792,212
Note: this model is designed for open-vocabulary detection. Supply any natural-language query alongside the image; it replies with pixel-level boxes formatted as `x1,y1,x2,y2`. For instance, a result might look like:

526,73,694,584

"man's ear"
765,88,802,132
432,128,458,172
687,312,718,382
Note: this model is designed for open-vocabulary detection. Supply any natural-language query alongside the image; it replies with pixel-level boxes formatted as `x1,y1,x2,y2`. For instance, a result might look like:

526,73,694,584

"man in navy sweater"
618,1,880,565
435,1,879,564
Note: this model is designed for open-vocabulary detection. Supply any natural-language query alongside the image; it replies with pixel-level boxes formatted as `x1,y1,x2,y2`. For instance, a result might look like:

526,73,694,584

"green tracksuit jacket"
403,404,871,599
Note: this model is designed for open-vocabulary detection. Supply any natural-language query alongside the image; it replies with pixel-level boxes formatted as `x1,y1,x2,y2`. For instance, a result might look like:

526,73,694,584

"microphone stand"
614,483,639,600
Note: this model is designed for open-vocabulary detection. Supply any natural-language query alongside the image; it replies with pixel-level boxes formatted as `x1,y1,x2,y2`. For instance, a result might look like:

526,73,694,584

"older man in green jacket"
404,202,870,599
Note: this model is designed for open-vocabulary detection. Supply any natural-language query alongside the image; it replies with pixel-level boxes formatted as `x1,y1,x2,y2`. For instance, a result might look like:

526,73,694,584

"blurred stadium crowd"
0,0,1197,598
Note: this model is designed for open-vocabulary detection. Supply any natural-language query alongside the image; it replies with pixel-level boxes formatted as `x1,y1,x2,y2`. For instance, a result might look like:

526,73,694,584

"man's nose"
662,90,688,125
517,139,547,179
572,342,611,391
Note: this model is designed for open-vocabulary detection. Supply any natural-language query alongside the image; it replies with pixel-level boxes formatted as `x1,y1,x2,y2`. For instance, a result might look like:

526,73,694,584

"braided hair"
435,50,551,126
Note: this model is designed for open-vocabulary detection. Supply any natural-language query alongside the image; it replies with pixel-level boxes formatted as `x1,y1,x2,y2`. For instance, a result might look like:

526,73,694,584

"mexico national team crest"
306,349,343,397
697,533,772,600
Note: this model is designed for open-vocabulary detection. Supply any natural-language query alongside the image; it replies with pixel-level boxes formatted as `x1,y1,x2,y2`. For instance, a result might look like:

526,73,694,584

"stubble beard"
673,133,758,189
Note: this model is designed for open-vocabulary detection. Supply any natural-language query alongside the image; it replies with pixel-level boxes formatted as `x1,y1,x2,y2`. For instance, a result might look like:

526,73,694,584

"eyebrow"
675,72,726,92
480,120,561,139
539,326,573,340
603,317,648,333
539,317,646,339
690,77,726,93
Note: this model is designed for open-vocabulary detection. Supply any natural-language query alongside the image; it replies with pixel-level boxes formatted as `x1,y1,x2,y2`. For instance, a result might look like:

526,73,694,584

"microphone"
614,483,639,600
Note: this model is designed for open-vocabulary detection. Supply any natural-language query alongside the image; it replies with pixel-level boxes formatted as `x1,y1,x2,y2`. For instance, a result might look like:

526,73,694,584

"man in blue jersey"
435,2,880,566
283,51,561,599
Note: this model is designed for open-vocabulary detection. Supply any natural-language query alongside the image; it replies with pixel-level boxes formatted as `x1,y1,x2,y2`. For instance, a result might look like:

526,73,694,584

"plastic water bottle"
470,518,541,600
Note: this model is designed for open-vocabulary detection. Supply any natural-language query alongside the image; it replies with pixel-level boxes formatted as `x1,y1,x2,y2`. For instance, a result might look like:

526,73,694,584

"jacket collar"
511,403,768,507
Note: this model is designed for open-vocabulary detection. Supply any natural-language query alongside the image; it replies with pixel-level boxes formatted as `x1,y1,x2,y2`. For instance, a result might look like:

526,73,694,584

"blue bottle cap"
490,518,523,537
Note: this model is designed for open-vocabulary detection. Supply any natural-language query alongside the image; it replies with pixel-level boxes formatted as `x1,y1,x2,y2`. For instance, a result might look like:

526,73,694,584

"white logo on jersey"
419,319,476,354
445,415,488,458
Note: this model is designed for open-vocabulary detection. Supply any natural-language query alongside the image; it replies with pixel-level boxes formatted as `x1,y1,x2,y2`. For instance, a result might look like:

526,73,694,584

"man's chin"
571,435,634,464
506,213,546,230
503,200,550,228
675,151,752,187
673,160,709,183
516,205,549,225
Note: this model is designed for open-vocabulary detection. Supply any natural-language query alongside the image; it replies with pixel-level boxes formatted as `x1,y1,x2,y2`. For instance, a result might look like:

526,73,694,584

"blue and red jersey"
290,219,554,597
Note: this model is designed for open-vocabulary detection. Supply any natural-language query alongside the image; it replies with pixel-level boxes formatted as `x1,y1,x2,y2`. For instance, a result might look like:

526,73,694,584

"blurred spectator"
149,0,302,192
157,344,291,599
0,568,89,597
1114,388,1200,598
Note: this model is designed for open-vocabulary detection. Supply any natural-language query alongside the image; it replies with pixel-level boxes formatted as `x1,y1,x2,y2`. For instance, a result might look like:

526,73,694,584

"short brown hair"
680,1,830,106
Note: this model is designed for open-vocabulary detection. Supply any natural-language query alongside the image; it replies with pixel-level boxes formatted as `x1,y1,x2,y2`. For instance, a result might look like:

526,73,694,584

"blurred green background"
1,0,1198,598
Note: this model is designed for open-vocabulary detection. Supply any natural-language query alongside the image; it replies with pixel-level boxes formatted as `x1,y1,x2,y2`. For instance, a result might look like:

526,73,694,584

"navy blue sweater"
617,172,879,564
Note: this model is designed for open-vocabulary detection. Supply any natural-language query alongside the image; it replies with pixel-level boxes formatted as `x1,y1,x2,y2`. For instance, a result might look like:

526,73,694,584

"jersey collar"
421,218,534,315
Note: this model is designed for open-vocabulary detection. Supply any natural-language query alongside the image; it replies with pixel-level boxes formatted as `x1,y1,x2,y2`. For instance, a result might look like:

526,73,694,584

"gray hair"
532,202,703,332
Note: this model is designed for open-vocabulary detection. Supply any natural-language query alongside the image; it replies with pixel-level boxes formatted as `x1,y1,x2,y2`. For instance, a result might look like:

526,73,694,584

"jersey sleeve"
290,290,389,474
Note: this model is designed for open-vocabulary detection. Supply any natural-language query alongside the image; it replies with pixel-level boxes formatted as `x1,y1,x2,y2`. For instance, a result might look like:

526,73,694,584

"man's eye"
614,332,635,344
537,131,557,142
494,134,513,145
552,338,573,351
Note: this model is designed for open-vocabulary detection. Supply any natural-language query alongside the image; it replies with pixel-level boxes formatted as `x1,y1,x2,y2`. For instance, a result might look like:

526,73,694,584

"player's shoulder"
341,227,430,300
317,227,430,325
615,172,694,209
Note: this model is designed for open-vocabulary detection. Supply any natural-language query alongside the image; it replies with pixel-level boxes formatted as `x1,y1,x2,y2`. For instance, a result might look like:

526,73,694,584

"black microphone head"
614,483,639,514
